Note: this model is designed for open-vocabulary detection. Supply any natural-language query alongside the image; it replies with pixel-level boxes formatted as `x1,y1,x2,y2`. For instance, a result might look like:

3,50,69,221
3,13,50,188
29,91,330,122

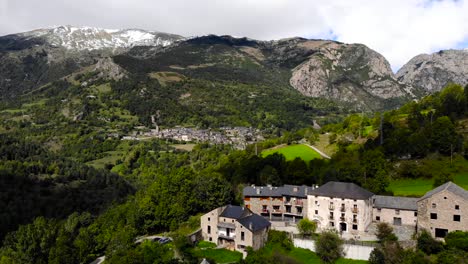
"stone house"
200,205,271,252
307,182,374,234
417,181,468,238
243,184,315,222
372,195,418,227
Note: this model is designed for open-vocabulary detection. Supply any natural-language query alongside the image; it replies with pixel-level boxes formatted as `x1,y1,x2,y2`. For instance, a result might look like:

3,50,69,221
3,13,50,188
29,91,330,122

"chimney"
249,222,253,230
256,188,261,195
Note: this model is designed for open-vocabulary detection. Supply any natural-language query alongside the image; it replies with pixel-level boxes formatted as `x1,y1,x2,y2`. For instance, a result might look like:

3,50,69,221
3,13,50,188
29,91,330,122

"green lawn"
261,144,322,162
191,241,242,263
262,243,366,264
387,175,468,197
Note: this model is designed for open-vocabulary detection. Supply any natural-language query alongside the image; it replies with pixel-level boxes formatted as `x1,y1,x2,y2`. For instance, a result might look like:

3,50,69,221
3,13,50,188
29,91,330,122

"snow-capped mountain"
15,25,184,51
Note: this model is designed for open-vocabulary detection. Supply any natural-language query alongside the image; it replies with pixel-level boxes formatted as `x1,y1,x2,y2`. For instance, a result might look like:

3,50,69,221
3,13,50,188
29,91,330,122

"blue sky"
1,0,467,71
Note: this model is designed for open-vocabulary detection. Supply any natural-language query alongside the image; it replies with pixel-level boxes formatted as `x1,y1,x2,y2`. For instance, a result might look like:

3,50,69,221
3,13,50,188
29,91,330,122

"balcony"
218,222,236,229
295,200,304,206
329,205,335,210
340,207,346,212
353,219,358,224
352,208,358,214
218,234,235,240
261,209,269,214
272,209,282,214
329,215,334,220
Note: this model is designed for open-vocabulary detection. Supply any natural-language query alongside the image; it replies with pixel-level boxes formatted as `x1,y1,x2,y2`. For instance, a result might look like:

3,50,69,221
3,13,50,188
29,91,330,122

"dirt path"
305,144,331,159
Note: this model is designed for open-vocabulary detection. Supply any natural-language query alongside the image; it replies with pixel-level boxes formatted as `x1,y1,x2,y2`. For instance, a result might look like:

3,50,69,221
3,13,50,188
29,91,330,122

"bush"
315,230,344,264
376,222,398,243
297,218,317,236
417,230,443,255
267,230,293,251
445,231,468,251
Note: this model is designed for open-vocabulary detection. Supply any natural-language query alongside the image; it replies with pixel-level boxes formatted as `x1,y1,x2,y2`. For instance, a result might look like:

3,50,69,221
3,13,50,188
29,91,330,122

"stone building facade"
417,182,468,238
243,185,316,222
307,182,374,234
200,205,271,252
372,195,418,227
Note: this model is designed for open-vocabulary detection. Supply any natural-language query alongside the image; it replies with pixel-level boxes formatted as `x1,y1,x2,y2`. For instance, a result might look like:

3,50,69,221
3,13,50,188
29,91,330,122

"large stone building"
243,184,315,222
372,195,418,226
242,181,468,239
307,182,374,233
200,205,271,252
417,181,468,238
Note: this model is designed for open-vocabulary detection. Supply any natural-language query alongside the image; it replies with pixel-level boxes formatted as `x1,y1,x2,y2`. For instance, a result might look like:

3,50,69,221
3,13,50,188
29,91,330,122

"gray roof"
243,184,315,198
243,185,284,197
282,185,315,198
373,195,418,211
237,214,271,232
309,181,374,200
220,205,250,219
419,181,468,201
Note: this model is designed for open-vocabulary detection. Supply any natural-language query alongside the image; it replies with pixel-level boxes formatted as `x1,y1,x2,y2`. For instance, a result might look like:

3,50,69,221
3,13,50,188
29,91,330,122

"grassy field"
191,241,242,263
387,174,468,197
261,144,322,162
259,242,367,264
86,150,125,169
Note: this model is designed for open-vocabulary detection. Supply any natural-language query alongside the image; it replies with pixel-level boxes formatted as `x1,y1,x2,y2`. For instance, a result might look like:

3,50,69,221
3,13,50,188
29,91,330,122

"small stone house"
372,195,418,226
200,205,271,252
417,181,468,238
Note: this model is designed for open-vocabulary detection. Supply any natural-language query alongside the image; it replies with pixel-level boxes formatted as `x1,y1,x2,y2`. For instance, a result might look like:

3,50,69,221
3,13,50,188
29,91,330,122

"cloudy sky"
1,0,467,71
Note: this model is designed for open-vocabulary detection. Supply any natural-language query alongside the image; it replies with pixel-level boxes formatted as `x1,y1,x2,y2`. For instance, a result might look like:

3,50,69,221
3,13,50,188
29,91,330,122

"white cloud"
0,0,467,71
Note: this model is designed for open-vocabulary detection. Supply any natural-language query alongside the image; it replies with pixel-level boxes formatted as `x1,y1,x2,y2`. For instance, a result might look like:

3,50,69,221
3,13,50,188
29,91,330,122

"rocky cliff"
283,40,421,110
396,49,468,92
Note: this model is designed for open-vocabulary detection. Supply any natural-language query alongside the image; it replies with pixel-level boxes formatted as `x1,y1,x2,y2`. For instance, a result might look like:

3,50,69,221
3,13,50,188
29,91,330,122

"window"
286,206,291,213
262,205,267,210
435,228,448,238
432,203,437,208
232,220,234,223
207,225,211,234
241,232,245,241
377,208,381,212
208,217,210,221
454,215,461,222
414,212,418,217
352,224,358,230
273,206,280,210
330,222,335,227
376,216,380,221
209,237,212,241
315,210,318,215
297,207,303,214
430,213,437,220
395,209,400,215
455,205,460,210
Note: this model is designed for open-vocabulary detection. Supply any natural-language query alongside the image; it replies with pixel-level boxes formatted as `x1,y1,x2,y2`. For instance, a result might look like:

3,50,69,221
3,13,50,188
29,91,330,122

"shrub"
315,230,344,264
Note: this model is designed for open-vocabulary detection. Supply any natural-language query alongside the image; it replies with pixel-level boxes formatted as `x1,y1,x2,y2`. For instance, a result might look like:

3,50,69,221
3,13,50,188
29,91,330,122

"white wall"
293,238,374,261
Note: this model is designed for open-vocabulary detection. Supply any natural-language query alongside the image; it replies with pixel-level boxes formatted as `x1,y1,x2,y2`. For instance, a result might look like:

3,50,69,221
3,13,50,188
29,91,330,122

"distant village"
122,126,264,149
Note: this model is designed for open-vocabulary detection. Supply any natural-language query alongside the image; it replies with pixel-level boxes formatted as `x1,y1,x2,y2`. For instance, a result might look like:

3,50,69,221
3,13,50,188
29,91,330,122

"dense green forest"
0,83,468,263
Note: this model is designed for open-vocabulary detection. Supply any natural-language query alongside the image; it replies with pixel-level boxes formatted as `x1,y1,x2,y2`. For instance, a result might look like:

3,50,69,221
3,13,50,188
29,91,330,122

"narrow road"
305,144,331,159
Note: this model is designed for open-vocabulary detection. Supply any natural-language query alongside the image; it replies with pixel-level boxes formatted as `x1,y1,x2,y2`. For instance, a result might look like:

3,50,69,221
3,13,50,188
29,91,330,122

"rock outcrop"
396,49,468,92
286,40,420,110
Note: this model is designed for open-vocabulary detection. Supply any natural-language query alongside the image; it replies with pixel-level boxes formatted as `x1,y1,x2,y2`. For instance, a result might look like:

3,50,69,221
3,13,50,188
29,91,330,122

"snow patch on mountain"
18,25,183,51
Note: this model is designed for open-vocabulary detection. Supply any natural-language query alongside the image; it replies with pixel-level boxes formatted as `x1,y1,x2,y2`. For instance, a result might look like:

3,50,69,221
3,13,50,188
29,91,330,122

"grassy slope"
261,144,322,162
191,241,242,263
388,173,468,197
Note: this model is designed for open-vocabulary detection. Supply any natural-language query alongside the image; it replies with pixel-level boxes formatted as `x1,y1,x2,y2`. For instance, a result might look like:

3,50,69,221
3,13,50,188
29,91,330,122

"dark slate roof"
282,184,315,198
373,195,418,211
243,185,284,197
238,214,271,232
309,181,374,200
419,181,468,201
220,205,250,219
